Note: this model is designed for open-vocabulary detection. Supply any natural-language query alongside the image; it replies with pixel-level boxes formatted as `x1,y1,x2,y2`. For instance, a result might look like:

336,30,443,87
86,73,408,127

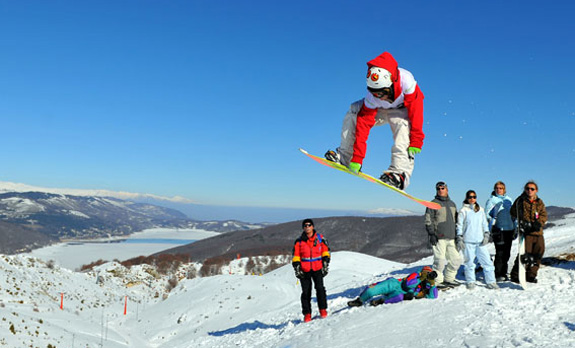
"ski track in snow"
1,213,575,347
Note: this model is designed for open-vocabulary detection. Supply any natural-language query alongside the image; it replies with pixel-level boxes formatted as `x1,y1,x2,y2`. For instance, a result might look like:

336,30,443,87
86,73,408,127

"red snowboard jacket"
352,52,425,165
292,231,330,272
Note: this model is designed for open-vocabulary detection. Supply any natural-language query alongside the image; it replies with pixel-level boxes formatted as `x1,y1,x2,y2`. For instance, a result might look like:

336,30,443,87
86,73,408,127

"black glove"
520,221,533,234
532,221,542,232
321,257,330,277
512,229,518,240
428,234,438,247
293,262,304,279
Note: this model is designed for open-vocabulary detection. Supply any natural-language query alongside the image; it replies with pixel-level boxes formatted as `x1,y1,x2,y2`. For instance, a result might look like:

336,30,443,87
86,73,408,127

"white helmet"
366,67,392,90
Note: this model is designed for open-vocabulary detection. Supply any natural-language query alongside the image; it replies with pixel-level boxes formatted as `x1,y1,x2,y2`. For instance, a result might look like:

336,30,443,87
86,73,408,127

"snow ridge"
1,213,575,347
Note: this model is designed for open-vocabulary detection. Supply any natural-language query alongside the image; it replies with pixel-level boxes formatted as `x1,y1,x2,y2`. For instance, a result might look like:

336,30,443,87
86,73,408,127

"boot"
303,313,312,323
379,172,405,190
347,297,363,307
319,309,328,318
324,149,341,164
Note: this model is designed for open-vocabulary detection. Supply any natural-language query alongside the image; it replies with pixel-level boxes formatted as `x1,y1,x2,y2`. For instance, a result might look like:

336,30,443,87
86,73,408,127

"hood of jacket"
367,52,402,100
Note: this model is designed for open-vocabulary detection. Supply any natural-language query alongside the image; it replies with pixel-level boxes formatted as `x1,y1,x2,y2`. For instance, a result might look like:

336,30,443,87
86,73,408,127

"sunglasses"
525,187,537,191
436,187,446,190
368,87,392,99
467,195,477,199
303,223,313,227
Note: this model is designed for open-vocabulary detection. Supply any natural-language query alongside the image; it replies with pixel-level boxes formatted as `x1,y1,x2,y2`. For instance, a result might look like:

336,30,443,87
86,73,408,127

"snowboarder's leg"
384,108,413,188
337,100,364,167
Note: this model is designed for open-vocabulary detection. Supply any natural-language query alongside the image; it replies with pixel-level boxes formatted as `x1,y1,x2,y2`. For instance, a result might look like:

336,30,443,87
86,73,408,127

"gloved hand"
428,234,438,247
348,162,361,174
321,257,330,277
455,236,465,251
512,229,518,240
532,220,542,231
519,221,533,234
481,231,491,246
408,147,421,159
293,262,305,279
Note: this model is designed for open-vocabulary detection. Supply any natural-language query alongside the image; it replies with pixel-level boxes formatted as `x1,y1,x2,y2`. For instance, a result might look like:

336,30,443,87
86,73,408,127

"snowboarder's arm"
403,84,425,149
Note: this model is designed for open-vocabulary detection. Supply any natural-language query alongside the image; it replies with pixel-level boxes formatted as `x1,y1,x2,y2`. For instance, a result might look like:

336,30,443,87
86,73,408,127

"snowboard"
299,148,441,210
517,233,528,289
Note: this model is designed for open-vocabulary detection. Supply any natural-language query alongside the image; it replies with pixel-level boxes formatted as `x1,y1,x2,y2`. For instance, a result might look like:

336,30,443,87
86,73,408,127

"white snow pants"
463,242,496,285
338,99,414,188
431,239,462,284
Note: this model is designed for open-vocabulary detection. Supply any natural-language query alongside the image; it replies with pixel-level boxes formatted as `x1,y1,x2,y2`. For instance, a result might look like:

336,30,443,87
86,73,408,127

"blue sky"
1,1,574,221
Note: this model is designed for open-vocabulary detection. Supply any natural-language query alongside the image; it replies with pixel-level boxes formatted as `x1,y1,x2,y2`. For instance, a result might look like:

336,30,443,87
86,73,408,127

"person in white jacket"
456,190,499,290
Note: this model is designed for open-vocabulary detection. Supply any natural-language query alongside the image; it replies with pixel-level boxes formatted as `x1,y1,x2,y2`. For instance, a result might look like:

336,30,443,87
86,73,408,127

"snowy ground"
2,213,575,347
25,228,218,270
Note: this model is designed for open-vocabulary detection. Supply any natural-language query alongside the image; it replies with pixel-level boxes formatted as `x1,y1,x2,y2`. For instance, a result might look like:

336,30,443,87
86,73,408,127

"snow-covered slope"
1,213,575,347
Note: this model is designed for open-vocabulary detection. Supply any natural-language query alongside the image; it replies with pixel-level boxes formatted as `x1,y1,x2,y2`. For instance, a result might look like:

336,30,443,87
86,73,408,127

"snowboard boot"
324,149,342,164
303,313,312,323
347,297,363,307
379,172,405,190
370,298,386,307
466,283,476,290
319,309,328,318
526,276,538,283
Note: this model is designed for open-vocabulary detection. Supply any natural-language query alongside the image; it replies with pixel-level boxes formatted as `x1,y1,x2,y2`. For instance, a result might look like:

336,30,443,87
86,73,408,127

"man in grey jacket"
424,181,462,286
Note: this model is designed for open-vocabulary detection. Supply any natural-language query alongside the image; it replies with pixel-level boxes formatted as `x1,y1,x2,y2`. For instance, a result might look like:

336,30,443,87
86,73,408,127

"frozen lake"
25,228,218,271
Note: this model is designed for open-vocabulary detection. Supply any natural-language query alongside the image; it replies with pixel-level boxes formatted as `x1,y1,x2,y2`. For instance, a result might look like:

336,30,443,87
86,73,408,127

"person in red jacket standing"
325,51,425,190
292,218,330,323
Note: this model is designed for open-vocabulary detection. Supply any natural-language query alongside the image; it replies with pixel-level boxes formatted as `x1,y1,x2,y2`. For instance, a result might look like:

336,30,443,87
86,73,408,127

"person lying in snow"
347,266,438,307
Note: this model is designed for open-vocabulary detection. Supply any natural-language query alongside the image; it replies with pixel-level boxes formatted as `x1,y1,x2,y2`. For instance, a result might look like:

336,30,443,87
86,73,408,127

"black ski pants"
300,270,327,315
492,227,515,277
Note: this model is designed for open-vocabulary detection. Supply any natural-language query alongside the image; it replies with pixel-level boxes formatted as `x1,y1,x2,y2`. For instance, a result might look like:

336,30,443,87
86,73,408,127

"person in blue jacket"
457,190,499,290
347,266,438,307
485,181,515,281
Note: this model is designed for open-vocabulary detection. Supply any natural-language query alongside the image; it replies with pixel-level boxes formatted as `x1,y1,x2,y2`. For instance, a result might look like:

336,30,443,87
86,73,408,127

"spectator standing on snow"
347,266,438,307
424,181,461,288
456,190,499,290
509,181,548,284
292,218,330,323
485,181,515,281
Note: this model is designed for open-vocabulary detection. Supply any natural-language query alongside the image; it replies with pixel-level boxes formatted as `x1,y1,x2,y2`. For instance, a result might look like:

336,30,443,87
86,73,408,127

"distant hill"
157,206,575,264
0,192,267,254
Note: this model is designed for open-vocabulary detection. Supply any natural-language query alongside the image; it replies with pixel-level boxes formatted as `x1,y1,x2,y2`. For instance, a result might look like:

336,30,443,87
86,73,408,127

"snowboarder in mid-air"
325,51,425,190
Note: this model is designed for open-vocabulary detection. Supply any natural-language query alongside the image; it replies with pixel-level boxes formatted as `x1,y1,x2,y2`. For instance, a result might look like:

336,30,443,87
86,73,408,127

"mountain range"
0,191,266,254
157,206,575,264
